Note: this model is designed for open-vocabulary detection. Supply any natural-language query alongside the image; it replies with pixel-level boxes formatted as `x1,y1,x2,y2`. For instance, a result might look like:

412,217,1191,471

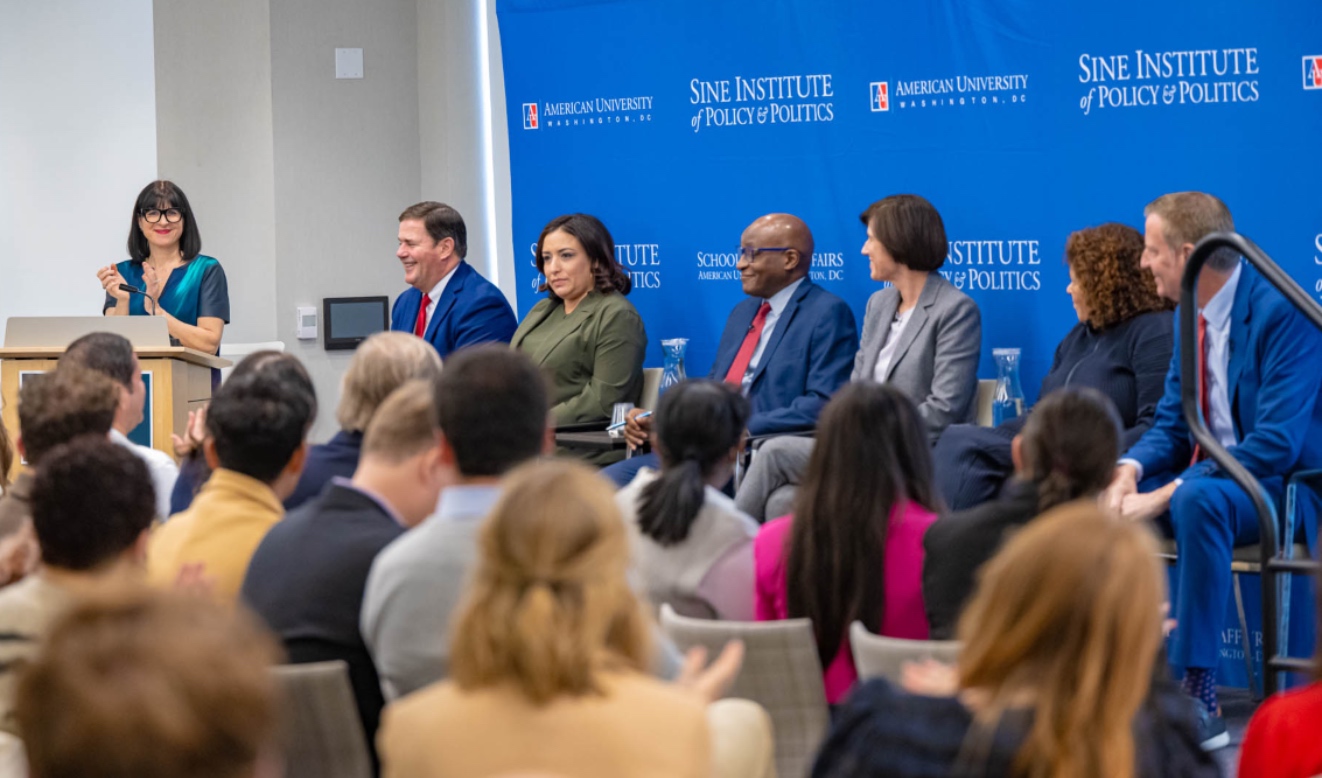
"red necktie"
724,302,772,386
414,293,432,338
1191,313,1211,464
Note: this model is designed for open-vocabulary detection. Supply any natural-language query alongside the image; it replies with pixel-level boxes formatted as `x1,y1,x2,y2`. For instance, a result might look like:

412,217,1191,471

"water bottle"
992,347,1026,426
660,338,688,393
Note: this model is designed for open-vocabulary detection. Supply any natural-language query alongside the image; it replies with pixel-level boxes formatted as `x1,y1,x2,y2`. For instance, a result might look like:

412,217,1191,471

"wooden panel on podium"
0,346,230,481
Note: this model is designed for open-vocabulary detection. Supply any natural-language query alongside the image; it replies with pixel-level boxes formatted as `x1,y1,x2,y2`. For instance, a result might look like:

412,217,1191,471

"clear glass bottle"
992,347,1026,426
660,338,688,393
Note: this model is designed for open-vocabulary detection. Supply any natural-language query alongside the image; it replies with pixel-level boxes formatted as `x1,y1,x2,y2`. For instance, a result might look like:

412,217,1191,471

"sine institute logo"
1077,48,1260,114
520,95,655,129
1305,56,1322,90
866,72,1029,112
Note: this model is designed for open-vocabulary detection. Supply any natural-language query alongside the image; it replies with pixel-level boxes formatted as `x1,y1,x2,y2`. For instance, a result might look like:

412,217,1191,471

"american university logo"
1305,56,1322,90
522,103,538,129
870,82,889,112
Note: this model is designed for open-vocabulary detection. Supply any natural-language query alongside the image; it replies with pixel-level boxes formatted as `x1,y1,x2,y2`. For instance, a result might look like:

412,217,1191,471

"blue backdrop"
497,0,1322,686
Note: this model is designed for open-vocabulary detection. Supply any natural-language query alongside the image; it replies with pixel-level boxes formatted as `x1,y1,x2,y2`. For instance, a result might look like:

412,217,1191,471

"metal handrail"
1180,231,1322,695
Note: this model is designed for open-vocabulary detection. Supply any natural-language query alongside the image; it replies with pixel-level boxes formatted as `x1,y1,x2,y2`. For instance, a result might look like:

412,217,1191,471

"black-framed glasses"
738,246,793,262
140,208,183,224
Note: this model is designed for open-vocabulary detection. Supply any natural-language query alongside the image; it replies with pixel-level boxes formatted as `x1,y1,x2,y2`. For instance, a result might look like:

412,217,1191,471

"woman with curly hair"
933,222,1174,510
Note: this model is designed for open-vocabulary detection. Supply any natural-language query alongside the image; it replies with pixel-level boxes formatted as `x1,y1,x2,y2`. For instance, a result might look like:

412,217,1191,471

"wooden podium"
0,317,230,472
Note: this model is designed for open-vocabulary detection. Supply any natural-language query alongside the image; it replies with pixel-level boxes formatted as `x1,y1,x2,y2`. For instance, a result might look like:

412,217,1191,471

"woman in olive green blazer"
512,214,647,452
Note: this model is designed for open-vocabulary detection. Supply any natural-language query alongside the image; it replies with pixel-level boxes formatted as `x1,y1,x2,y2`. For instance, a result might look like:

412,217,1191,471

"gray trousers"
734,435,815,522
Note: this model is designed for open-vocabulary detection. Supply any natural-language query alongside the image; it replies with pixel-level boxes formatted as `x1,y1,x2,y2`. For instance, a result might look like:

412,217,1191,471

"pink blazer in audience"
753,501,936,704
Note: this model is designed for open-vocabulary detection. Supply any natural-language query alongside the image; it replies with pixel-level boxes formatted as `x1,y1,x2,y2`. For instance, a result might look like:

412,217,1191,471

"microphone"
118,283,159,314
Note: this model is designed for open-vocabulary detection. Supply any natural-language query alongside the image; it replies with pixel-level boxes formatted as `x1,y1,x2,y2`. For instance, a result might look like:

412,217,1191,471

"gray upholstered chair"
659,604,827,778
271,660,372,778
848,621,961,684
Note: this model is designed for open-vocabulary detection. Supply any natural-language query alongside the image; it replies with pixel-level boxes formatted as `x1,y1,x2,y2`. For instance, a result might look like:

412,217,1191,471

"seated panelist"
733,195,980,521
604,213,858,487
97,180,229,355
390,201,517,357
512,214,647,453
932,222,1173,511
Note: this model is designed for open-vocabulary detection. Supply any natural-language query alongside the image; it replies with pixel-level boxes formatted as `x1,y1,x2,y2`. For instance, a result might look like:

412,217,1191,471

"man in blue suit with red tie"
1104,192,1322,744
605,212,858,485
390,202,517,356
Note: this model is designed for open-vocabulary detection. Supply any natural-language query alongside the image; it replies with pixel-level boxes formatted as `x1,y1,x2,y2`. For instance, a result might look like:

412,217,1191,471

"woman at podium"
96,180,229,355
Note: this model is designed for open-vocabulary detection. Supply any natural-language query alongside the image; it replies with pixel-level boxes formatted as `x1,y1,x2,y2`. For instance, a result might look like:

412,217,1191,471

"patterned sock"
1181,667,1219,715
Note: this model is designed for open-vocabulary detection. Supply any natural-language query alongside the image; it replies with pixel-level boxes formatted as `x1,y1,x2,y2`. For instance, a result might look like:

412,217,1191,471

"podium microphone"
118,283,159,314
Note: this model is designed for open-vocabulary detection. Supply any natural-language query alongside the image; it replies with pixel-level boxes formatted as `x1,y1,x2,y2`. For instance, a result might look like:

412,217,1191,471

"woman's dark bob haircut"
127,180,202,263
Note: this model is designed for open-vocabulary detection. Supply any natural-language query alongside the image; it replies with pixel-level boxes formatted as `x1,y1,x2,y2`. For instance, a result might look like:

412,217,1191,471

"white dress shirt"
109,428,179,520
419,264,459,334
741,277,805,393
873,306,916,382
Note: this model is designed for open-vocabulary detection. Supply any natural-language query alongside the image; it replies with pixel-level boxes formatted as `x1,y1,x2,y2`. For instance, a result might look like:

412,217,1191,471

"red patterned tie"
724,302,772,386
1191,313,1211,464
414,293,432,338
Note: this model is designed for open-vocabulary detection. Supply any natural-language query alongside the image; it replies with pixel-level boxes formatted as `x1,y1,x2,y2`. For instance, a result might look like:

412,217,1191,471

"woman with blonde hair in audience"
615,379,757,620
283,331,442,509
379,460,772,778
754,382,939,705
813,503,1215,777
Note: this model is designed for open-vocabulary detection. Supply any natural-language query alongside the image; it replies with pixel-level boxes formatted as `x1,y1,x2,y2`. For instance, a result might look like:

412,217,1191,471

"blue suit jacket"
709,280,858,435
390,261,517,357
1125,263,1322,486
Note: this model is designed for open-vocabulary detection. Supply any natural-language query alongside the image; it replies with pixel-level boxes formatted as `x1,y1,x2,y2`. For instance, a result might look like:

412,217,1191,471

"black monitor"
323,296,389,350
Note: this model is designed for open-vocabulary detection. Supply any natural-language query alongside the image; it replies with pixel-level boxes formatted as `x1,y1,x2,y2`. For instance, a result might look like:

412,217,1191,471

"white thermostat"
296,306,318,340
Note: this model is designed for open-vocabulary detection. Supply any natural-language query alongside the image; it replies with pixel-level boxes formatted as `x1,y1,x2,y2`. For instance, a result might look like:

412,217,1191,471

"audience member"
615,379,757,620
812,503,1215,777
243,380,446,765
754,382,939,704
60,331,179,519
0,437,155,734
390,201,518,357
922,387,1122,637
934,222,1173,510
169,350,315,513
1103,192,1322,731
284,331,443,510
1238,562,1322,777
362,345,550,699
735,195,981,521
378,460,763,778
0,370,121,587
15,587,281,778
605,212,858,485
148,366,316,600
511,213,646,464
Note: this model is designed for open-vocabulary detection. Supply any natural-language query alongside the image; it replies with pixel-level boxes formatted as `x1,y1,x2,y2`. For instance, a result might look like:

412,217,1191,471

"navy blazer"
1125,263,1322,488
284,430,363,511
709,280,858,435
390,261,517,357
242,483,405,771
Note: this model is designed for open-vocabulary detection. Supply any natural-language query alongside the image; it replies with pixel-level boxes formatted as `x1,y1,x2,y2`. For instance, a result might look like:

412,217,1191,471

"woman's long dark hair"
786,382,939,667
1018,387,1122,512
637,380,749,546
534,213,632,300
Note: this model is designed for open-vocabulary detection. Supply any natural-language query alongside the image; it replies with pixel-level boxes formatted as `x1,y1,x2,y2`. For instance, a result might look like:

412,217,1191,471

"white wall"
0,0,158,342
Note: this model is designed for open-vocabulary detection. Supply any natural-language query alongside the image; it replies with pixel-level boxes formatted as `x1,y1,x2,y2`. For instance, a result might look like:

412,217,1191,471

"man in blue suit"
1104,192,1322,740
390,201,517,356
604,213,858,485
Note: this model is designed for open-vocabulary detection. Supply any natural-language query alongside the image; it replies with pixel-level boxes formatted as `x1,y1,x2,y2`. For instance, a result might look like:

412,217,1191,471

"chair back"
271,660,372,778
660,604,827,778
849,621,961,683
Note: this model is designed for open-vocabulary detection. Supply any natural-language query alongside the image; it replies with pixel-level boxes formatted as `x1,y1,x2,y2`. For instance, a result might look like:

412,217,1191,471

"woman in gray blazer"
735,195,981,521
512,213,647,464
